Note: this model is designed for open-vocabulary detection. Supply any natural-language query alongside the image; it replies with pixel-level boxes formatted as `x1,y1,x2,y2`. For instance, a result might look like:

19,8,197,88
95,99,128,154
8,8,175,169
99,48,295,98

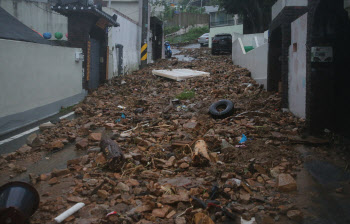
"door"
88,38,100,90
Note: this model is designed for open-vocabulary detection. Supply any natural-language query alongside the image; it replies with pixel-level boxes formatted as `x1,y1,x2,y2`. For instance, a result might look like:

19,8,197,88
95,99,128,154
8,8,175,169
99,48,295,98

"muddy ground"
0,47,349,224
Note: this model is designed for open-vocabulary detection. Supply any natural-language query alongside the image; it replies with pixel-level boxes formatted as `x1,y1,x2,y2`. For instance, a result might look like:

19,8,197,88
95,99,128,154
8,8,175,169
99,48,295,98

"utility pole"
141,0,149,68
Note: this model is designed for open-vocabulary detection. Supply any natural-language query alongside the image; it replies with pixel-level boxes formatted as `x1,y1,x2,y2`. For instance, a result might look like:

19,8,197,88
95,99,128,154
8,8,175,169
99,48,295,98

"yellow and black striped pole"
141,43,147,66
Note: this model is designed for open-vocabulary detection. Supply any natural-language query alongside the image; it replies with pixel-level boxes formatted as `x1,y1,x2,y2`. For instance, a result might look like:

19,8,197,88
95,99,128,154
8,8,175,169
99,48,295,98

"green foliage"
176,89,195,100
166,26,209,44
164,25,181,35
59,105,75,113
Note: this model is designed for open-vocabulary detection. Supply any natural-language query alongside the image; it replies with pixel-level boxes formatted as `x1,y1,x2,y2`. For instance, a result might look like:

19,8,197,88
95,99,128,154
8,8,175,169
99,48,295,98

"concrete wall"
272,0,308,20
209,24,243,48
167,12,209,27
0,39,85,135
0,0,68,39
288,13,307,118
109,1,140,23
232,38,268,88
104,7,141,78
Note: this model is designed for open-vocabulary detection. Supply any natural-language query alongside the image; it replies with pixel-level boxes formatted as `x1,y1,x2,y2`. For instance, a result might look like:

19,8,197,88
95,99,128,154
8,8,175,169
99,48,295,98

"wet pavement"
171,43,200,62
2,144,85,183
0,111,76,155
182,43,200,49
296,145,350,224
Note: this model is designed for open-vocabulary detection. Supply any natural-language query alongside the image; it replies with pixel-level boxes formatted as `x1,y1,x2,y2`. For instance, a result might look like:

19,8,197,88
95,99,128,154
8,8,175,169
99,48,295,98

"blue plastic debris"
115,113,126,123
239,134,247,144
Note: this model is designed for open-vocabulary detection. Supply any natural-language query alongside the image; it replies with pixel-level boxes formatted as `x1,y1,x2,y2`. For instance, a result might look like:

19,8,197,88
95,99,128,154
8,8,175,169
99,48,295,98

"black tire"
209,100,234,119
200,43,203,47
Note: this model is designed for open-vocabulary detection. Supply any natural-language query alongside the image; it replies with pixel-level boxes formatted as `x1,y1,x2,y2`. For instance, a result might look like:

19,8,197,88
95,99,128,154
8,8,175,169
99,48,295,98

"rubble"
286,210,303,222
1,47,309,224
39,122,55,131
276,174,297,192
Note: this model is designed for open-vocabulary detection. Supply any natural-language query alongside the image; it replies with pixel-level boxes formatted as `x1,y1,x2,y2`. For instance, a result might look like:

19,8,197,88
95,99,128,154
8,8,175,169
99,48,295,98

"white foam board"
152,69,210,81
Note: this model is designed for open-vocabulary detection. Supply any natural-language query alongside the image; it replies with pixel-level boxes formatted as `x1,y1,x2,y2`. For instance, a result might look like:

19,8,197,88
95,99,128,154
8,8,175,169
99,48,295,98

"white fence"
232,33,268,88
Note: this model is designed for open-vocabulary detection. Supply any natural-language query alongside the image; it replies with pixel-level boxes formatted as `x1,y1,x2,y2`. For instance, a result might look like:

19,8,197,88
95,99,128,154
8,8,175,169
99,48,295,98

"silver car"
198,33,209,47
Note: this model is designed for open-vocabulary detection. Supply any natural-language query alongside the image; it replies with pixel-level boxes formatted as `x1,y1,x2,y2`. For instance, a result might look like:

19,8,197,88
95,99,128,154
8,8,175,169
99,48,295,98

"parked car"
198,33,209,47
211,33,232,55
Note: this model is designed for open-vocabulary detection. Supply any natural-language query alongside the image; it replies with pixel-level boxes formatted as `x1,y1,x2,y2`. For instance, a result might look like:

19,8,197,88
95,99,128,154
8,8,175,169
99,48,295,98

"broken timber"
100,135,125,171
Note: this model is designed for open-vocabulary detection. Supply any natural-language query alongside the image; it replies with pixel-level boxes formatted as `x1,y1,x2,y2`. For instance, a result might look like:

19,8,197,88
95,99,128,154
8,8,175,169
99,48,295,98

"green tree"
218,0,276,33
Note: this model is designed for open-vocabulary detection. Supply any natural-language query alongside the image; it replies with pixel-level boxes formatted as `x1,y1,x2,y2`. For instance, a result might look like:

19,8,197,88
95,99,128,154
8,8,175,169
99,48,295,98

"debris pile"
0,47,306,224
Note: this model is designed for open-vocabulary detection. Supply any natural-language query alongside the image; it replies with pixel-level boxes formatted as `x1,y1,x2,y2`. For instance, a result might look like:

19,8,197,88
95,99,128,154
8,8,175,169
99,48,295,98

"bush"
164,25,181,35
166,26,209,44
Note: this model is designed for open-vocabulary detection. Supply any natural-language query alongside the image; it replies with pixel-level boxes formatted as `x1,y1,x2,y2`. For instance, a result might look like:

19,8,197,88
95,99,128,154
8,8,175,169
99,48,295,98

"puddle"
172,49,195,62
4,144,85,183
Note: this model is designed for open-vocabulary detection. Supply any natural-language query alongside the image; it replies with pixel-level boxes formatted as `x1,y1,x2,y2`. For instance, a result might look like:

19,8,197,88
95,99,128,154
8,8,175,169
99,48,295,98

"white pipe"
54,203,85,223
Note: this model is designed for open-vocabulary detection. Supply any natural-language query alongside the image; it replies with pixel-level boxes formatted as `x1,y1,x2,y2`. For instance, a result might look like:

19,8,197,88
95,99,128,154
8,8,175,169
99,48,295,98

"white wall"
104,7,141,78
109,1,140,24
209,24,243,48
0,39,84,118
272,0,308,20
288,13,307,118
0,0,68,39
232,38,268,88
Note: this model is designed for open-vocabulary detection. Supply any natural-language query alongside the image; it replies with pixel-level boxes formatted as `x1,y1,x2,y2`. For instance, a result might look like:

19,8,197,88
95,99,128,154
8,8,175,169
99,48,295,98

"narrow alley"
1,0,350,223
1,45,349,224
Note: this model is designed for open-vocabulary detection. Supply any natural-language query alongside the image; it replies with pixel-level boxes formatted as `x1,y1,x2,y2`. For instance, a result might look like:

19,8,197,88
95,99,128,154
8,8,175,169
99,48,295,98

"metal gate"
88,38,100,90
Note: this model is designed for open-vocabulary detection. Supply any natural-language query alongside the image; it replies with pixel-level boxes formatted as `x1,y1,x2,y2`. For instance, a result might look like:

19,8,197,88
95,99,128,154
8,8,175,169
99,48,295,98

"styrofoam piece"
241,217,256,224
152,69,210,81
54,202,85,223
